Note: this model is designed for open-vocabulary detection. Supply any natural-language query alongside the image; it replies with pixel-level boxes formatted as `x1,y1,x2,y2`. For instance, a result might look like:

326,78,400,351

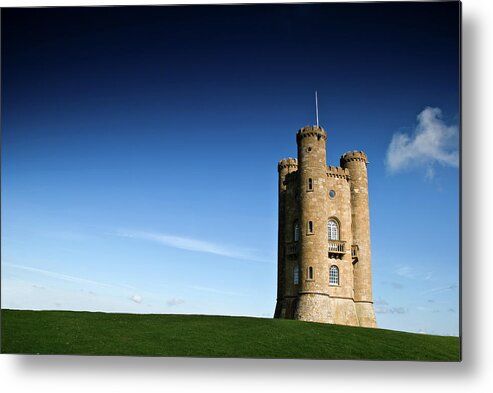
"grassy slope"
0,309,460,360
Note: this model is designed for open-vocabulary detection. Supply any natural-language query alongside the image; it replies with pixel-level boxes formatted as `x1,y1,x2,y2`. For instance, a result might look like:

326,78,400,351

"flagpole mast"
315,91,319,127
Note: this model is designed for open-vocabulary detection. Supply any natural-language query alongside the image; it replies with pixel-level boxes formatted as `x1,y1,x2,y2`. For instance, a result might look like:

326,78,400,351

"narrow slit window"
308,178,313,191
308,266,314,280
308,221,313,234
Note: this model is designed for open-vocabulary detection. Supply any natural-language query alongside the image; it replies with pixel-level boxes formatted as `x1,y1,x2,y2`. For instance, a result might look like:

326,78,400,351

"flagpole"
315,91,319,127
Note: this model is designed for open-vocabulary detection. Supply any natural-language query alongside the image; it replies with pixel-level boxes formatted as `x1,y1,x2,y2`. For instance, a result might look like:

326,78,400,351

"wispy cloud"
375,306,407,314
188,285,247,297
114,230,270,263
417,306,440,313
166,297,185,307
420,283,458,295
386,107,459,179
381,281,404,289
4,262,132,290
395,265,433,281
374,298,389,306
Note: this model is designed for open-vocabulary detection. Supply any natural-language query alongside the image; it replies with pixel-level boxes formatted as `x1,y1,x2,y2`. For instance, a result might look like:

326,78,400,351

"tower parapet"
278,158,298,172
340,150,368,165
296,125,327,143
327,166,351,179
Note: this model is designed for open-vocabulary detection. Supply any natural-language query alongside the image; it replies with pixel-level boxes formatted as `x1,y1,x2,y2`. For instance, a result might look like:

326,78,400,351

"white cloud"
386,107,459,177
166,297,185,306
374,298,389,306
130,294,142,304
375,306,407,314
114,230,270,263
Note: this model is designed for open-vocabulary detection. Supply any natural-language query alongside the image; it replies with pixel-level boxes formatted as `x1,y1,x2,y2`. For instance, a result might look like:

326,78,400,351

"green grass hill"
0,309,460,360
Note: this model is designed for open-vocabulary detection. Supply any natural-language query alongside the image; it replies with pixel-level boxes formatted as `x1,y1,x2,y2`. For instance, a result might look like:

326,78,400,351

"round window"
329,190,336,199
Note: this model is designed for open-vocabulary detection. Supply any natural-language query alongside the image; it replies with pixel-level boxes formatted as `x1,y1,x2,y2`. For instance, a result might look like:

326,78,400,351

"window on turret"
329,265,339,286
308,266,314,280
328,220,339,240
294,264,300,285
308,221,314,234
307,178,313,191
294,221,300,242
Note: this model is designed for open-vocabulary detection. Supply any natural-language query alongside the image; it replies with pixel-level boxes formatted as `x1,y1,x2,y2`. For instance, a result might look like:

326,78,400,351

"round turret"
340,149,376,327
294,124,333,323
296,125,327,144
278,157,298,172
340,150,368,166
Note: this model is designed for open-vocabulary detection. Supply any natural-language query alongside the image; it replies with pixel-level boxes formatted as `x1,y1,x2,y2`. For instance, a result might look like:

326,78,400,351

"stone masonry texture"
274,125,377,328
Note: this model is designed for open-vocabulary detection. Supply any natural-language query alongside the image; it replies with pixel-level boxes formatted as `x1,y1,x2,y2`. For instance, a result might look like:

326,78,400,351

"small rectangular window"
308,266,314,280
307,178,313,191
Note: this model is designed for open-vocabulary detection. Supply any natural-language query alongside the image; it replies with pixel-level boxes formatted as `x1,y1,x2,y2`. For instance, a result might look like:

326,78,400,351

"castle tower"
274,125,377,328
340,151,377,327
293,125,333,323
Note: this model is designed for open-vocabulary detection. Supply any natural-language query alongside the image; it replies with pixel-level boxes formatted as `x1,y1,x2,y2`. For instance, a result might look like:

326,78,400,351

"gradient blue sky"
1,2,460,335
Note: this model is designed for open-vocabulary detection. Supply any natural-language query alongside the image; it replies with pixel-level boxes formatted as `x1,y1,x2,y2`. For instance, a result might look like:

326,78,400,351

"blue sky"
1,3,460,336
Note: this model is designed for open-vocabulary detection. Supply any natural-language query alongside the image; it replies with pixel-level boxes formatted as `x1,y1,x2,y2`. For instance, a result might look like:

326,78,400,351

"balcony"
351,245,359,262
286,242,299,256
328,240,345,259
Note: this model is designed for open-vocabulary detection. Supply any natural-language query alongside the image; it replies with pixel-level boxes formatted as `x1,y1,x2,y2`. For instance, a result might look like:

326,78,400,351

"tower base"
294,293,333,324
274,297,297,319
355,301,377,328
329,297,360,326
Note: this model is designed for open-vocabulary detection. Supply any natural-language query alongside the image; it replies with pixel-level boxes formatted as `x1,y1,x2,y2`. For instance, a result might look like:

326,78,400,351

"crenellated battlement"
296,125,327,143
278,157,299,171
340,150,368,165
326,165,351,180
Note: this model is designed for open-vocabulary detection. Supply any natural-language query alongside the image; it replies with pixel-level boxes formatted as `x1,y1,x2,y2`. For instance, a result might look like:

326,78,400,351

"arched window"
293,264,299,285
308,266,314,280
294,221,300,242
329,265,339,286
328,219,339,240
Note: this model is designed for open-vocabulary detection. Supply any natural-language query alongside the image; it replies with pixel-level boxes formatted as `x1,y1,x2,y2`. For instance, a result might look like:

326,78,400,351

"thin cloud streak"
395,265,433,281
114,230,271,263
189,285,247,297
4,262,134,291
420,283,458,295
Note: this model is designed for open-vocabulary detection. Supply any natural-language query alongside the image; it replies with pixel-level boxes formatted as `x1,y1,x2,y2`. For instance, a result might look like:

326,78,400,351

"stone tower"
274,125,377,328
